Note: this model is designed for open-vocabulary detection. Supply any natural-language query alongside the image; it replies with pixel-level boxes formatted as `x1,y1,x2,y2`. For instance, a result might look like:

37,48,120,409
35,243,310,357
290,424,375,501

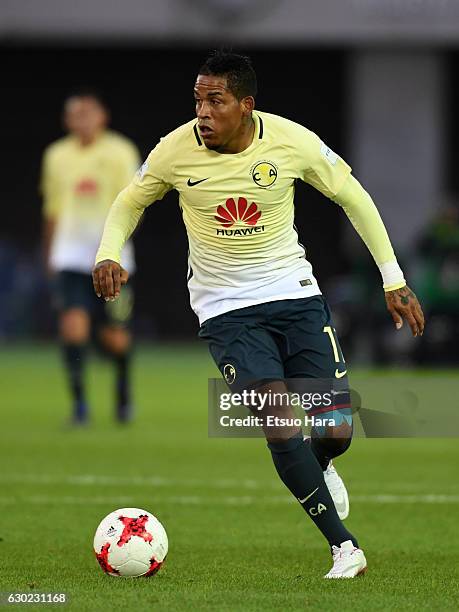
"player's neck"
218,116,255,154
76,129,104,147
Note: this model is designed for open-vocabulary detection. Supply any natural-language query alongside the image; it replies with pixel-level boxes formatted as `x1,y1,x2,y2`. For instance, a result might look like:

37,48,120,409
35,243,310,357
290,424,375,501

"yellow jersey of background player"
41,91,139,424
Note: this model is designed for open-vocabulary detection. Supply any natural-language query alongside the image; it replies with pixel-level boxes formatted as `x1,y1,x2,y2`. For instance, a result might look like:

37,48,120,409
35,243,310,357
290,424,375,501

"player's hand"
385,285,425,337
92,259,129,301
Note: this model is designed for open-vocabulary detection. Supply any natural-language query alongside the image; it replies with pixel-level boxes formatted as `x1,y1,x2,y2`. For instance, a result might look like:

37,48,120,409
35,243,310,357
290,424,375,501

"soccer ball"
93,507,168,577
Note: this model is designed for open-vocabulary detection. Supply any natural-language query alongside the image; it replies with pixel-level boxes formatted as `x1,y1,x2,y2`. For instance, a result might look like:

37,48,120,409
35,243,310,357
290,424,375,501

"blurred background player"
41,91,140,424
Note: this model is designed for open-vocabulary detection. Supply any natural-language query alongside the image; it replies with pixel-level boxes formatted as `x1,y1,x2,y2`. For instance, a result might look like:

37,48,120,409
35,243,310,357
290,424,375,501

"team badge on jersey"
137,160,149,180
223,363,237,385
320,142,338,166
251,160,278,188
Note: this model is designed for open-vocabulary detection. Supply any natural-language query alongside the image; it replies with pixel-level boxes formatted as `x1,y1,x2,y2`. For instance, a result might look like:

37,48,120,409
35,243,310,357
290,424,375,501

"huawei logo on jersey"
215,197,262,228
75,178,99,196
215,197,265,237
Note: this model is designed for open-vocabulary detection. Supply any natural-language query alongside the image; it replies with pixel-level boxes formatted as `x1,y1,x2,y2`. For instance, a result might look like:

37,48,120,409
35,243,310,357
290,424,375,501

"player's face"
64,97,108,143
194,75,252,152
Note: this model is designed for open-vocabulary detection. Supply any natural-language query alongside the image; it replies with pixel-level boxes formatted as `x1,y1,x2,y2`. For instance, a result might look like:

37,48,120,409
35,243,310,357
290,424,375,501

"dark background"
2,46,459,340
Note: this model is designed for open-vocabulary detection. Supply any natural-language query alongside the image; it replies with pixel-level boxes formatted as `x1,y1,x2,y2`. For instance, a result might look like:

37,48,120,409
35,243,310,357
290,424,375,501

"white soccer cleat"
323,461,349,520
324,540,367,579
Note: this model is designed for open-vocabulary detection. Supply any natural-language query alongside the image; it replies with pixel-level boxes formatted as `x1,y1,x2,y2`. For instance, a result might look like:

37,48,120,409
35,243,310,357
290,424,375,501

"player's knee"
60,308,90,343
314,422,353,456
100,326,131,355
326,421,352,441
252,381,301,443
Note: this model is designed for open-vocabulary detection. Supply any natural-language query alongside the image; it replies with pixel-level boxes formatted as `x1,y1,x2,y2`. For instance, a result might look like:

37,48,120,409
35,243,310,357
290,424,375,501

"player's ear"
241,96,255,116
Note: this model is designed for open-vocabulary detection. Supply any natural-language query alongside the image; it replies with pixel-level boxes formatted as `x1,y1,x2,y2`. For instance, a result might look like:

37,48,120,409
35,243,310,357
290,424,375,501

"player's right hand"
92,259,129,301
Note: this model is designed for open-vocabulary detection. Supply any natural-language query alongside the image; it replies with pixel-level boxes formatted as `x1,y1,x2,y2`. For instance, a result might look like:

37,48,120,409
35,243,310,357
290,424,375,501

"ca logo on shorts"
309,504,327,516
223,363,236,384
251,161,278,188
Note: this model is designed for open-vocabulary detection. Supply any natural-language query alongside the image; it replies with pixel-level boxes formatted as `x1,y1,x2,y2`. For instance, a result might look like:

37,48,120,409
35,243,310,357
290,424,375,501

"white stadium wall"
2,0,459,44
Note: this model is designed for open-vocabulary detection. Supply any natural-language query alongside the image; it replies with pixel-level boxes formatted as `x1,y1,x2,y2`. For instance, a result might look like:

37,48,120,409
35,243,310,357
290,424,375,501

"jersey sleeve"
122,137,174,208
40,147,61,219
333,174,406,291
293,126,351,198
95,137,174,265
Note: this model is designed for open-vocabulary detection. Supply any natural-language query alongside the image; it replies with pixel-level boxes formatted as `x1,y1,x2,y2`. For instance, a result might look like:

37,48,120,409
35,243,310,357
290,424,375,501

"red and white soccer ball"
93,507,168,577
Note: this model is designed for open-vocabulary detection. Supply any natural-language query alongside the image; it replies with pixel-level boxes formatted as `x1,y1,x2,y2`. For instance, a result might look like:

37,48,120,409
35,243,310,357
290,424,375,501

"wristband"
378,260,406,291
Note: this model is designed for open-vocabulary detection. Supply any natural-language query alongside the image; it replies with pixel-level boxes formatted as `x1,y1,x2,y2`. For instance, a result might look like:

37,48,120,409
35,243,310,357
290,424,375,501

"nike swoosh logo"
187,177,209,187
298,487,319,504
335,369,347,378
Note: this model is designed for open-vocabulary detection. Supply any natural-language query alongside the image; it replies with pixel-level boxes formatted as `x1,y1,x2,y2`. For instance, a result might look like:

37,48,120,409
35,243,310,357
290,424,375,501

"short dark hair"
198,51,257,100
64,88,109,110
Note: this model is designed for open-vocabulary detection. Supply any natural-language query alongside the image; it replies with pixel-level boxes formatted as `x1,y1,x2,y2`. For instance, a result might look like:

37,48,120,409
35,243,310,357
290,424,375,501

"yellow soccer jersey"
98,111,351,323
41,130,140,274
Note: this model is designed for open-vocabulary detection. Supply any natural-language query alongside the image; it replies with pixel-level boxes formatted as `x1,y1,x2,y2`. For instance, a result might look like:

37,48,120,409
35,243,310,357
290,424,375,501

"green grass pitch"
0,344,458,611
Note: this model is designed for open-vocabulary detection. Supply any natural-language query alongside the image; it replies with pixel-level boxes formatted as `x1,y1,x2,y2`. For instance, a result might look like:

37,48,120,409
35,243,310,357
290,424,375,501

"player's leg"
54,271,91,423
281,297,353,464
99,325,132,422
279,296,353,519
265,297,366,576
199,305,364,576
59,308,90,422
269,434,366,579
257,378,359,551
97,283,134,422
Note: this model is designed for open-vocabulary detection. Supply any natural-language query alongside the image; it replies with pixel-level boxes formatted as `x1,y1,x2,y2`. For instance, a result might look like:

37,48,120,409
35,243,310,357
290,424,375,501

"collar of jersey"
195,111,265,157
70,131,107,151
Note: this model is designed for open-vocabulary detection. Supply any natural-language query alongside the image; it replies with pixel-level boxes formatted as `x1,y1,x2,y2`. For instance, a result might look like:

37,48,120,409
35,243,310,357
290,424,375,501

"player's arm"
93,141,145,299
40,148,60,276
93,143,173,301
92,188,143,300
300,130,424,337
331,175,424,337
42,218,56,274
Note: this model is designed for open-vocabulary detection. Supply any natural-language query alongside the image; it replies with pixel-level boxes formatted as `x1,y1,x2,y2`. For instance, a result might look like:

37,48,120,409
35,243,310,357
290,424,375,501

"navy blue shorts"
199,296,348,391
53,270,133,328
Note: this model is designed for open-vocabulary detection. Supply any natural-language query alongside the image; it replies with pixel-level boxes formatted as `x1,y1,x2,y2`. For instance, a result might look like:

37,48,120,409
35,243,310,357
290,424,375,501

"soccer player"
41,91,140,424
92,52,425,577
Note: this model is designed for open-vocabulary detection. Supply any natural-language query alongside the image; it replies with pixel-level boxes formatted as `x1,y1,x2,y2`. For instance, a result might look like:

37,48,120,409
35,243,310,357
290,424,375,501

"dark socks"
115,353,129,405
62,343,87,421
310,432,352,471
113,352,131,420
62,345,131,421
268,434,358,548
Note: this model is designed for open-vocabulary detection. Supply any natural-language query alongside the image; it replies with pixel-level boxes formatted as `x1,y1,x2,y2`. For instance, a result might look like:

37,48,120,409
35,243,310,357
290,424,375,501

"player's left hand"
385,285,425,337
